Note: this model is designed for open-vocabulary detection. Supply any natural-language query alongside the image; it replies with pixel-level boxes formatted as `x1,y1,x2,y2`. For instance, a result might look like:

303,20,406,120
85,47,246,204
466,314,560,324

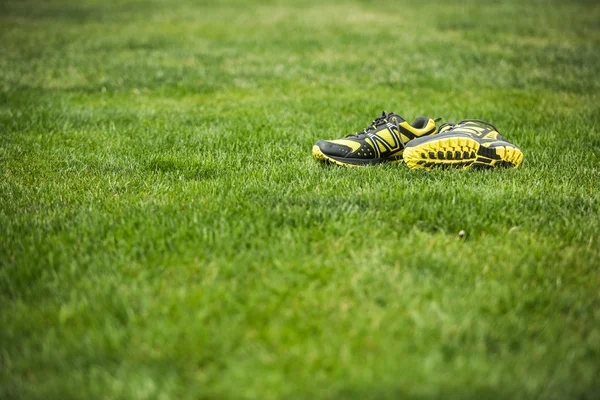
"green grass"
1,0,600,398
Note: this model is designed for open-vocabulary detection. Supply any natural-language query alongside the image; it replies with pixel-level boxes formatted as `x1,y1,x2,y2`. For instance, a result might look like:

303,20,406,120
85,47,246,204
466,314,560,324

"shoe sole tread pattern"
404,137,523,170
312,145,403,167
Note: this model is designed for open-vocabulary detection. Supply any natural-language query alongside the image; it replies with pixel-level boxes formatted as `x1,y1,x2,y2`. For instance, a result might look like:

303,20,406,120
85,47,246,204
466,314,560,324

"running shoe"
403,119,524,170
312,111,438,166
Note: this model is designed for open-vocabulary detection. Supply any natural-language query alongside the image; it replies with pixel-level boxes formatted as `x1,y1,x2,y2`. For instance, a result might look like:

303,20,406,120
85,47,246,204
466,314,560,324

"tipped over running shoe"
312,111,439,167
403,119,524,170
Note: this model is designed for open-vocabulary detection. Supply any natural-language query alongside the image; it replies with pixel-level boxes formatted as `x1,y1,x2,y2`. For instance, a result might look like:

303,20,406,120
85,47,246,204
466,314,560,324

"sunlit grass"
1,0,599,399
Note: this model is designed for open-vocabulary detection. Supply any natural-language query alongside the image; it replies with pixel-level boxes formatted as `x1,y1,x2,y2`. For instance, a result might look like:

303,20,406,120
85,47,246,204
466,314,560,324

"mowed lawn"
1,0,600,398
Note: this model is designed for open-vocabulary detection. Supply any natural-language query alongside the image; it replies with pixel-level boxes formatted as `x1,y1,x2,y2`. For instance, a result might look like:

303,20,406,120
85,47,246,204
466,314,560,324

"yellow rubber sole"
404,137,523,170
312,145,403,167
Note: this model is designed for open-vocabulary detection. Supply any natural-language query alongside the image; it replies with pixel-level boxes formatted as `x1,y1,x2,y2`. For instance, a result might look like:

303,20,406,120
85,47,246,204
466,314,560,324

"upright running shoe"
403,119,524,170
312,111,438,167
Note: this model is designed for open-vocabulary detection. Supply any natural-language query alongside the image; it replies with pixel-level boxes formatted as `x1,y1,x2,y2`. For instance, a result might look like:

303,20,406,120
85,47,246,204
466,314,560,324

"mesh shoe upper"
428,120,517,149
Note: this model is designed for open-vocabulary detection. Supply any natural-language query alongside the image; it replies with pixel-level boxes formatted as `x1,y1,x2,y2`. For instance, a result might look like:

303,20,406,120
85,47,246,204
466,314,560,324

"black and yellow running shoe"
403,119,524,170
312,111,438,166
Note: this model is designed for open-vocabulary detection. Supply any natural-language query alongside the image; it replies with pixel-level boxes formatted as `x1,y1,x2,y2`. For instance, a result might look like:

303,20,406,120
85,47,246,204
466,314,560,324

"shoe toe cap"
315,140,352,158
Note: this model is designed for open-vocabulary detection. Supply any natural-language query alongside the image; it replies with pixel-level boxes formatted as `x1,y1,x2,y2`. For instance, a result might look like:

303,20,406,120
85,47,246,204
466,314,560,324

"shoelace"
440,119,500,133
346,111,393,138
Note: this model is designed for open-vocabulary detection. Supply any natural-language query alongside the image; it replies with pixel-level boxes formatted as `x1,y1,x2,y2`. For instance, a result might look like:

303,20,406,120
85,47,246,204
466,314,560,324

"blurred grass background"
1,0,600,399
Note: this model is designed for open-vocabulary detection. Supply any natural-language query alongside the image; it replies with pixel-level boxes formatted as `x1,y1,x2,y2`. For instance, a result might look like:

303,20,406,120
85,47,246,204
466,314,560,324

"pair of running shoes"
312,111,523,169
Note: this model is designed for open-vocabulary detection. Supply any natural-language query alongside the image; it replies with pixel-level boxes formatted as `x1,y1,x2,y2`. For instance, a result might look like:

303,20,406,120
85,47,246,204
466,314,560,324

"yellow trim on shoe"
312,145,361,167
404,137,523,170
312,145,404,167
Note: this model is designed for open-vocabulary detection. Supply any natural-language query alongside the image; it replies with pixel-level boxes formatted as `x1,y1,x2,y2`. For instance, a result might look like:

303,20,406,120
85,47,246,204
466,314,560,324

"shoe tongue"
386,112,405,124
361,111,404,135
